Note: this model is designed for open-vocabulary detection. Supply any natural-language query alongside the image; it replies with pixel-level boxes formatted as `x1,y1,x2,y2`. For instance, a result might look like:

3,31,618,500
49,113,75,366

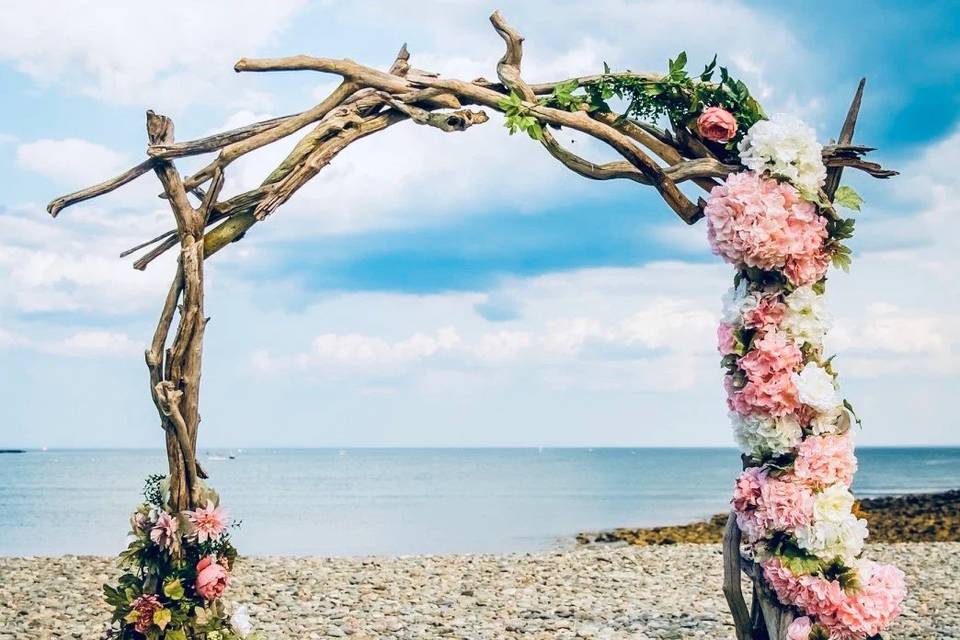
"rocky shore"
576,489,960,546
1,543,957,639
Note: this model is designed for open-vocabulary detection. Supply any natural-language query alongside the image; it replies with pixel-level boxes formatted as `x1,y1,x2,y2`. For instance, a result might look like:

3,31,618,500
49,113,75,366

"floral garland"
103,475,260,640
700,110,907,639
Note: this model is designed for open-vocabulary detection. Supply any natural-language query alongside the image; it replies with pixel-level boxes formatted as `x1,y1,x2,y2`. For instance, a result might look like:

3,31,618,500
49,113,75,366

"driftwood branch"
50,13,896,269
722,513,753,640
47,159,155,218
824,78,866,198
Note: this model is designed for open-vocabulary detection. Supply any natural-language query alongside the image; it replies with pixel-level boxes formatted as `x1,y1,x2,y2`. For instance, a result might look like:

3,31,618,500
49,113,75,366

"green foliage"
843,399,864,429
822,557,863,593
144,475,166,508
498,92,544,141
767,533,822,574
539,51,764,147
834,185,864,211
831,244,853,272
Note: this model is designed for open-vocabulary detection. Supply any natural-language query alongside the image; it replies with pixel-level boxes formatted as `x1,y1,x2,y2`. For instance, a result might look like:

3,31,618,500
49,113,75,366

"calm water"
1,448,957,556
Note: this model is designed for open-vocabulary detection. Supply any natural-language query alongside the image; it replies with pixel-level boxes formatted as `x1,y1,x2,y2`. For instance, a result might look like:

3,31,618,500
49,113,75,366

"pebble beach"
1,543,957,639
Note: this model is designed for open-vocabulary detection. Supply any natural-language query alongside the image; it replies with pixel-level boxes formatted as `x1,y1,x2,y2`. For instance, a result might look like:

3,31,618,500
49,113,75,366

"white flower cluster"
732,412,802,458
781,285,832,347
793,362,842,414
796,485,869,563
737,114,827,196
720,280,755,325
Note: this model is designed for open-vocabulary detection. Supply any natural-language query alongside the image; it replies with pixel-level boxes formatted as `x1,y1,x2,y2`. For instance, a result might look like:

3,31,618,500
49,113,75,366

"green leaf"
165,630,187,640
831,244,853,272
163,579,184,601
700,54,717,81
153,608,172,631
843,399,864,429
834,185,864,211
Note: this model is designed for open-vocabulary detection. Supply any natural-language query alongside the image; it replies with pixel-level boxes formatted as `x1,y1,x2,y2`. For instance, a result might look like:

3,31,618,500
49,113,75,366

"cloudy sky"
1,0,958,448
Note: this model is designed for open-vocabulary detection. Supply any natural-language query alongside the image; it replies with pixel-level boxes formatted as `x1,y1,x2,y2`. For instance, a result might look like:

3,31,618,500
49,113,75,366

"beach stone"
0,544,954,638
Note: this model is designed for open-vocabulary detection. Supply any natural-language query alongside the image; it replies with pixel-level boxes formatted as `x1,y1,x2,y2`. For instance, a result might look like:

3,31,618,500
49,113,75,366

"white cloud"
0,0,306,112
43,330,140,358
250,263,726,392
17,138,129,187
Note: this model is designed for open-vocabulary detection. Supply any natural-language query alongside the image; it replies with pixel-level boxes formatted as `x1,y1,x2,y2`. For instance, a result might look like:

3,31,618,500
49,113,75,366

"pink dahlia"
150,510,179,551
131,594,162,634
727,370,800,417
794,434,858,488
185,500,228,543
705,172,828,276
760,476,814,532
738,330,803,383
195,556,230,600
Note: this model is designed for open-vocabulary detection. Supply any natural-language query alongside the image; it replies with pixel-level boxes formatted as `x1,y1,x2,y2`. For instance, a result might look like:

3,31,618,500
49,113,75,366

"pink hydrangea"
705,172,828,278
832,562,906,639
763,559,845,626
738,330,803,383
742,294,786,330
794,434,858,488
785,248,831,287
760,476,814,532
733,467,768,542
727,370,800,417
717,323,738,355
763,558,905,640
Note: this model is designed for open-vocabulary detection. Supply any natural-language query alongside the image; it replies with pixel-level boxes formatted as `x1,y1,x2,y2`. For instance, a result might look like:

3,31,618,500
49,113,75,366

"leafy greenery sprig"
826,184,864,272
499,52,765,149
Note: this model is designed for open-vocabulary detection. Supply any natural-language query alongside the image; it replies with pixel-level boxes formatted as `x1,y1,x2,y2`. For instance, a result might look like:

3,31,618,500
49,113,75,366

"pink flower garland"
711,116,905,639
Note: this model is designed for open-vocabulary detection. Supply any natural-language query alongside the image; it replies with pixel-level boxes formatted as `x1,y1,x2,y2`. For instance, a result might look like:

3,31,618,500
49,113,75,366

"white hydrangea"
737,114,827,196
732,412,802,457
793,362,842,413
809,405,845,436
781,285,832,347
721,280,755,325
812,483,856,523
795,513,868,563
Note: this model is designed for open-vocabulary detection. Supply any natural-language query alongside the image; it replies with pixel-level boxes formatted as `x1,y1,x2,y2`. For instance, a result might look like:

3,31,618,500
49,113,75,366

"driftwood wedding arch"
48,11,895,640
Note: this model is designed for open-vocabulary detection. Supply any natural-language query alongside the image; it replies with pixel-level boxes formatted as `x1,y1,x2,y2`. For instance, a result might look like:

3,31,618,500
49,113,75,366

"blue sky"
1,0,958,448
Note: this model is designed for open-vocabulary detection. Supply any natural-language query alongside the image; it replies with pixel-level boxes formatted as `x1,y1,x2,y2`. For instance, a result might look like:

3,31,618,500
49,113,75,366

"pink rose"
697,106,738,142
787,616,812,640
195,556,229,601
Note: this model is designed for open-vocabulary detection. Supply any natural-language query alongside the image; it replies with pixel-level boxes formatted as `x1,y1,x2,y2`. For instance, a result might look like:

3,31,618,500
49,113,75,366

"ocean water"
0,447,957,557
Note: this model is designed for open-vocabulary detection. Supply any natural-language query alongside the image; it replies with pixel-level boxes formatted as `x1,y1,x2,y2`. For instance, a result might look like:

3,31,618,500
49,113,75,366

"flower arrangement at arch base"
103,475,262,640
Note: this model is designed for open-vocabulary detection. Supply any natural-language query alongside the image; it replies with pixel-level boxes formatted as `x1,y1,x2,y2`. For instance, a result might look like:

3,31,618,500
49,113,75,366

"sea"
1,447,957,557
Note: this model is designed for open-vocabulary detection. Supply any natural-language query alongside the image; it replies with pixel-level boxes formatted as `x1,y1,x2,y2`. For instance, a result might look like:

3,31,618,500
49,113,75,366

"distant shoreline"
577,488,960,546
